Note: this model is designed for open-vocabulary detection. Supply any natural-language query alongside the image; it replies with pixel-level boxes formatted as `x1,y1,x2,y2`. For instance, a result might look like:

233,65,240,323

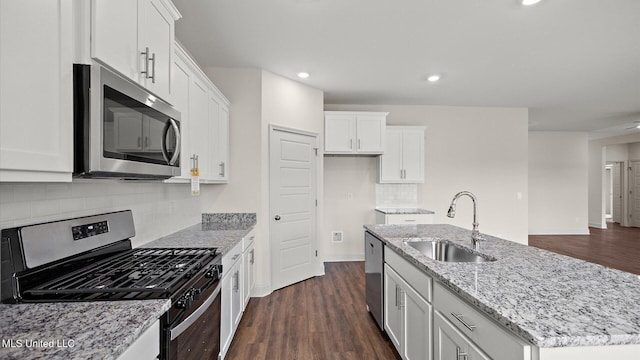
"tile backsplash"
375,183,418,208
0,181,204,247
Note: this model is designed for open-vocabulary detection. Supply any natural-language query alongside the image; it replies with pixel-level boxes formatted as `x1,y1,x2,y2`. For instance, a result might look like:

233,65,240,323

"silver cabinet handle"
404,219,417,222
451,312,476,331
145,137,149,148
137,136,142,148
395,285,399,308
456,346,469,360
232,254,240,261
250,249,255,264
141,47,150,78
149,52,156,83
357,138,361,149
219,162,225,176
350,138,353,150
233,270,239,292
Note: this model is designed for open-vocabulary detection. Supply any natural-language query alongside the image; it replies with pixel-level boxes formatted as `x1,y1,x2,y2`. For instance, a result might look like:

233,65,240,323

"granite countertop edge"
364,224,640,349
375,207,435,215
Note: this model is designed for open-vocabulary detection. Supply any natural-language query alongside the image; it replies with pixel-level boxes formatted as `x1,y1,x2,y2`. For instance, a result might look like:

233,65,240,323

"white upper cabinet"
91,0,180,102
167,42,230,184
324,111,387,155
379,126,425,183
0,0,74,182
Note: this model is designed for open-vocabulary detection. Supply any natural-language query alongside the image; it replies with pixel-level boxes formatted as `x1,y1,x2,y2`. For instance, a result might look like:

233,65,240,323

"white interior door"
270,126,318,291
612,162,623,224
630,161,640,228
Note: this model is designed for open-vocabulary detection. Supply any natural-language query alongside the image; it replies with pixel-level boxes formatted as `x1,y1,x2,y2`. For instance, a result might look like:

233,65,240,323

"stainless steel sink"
404,238,496,263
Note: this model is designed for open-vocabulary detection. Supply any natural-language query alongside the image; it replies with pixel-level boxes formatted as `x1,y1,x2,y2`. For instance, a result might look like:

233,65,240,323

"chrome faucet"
447,191,484,250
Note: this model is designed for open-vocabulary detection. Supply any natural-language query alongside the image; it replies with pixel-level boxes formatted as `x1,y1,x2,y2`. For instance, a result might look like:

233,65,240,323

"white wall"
0,181,206,247
630,142,640,160
204,68,324,295
528,132,589,234
324,104,529,254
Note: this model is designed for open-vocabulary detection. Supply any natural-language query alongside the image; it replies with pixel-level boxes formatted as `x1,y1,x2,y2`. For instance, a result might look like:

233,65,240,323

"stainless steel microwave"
73,63,181,179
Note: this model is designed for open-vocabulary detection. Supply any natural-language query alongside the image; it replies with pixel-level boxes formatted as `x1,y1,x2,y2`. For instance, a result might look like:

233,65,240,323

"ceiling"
172,0,640,138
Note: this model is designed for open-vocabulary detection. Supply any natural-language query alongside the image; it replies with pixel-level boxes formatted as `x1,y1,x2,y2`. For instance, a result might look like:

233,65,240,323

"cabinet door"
355,115,385,154
217,105,230,181
220,265,234,358
0,0,73,182
403,283,432,360
231,261,243,330
402,129,424,183
91,0,138,82
138,0,173,102
324,115,355,153
171,53,191,178
379,128,403,183
208,93,221,181
189,77,210,179
384,265,403,353
242,242,255,309
434,312,490,360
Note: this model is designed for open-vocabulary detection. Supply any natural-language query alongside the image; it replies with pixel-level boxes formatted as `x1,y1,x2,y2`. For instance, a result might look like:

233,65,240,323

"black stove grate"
23,248,217,300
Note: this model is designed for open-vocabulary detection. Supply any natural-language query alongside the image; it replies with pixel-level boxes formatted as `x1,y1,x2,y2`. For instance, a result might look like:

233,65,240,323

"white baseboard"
323,254,365,262
529,228,590,235
588,222,607,229
251,284,272,298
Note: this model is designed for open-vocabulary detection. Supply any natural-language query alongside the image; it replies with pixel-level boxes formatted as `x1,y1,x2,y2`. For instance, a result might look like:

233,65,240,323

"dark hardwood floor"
529,223,640,275
226,262,400,360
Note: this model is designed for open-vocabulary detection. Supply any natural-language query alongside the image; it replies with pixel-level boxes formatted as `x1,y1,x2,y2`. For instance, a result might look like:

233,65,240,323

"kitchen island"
365,224,640,359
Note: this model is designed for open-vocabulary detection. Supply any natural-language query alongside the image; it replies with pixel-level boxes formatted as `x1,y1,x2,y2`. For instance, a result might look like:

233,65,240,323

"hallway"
529,223,640,275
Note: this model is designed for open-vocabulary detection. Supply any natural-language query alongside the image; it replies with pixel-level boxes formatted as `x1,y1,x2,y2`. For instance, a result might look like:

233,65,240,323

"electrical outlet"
346,192,353,200
331,231,343,242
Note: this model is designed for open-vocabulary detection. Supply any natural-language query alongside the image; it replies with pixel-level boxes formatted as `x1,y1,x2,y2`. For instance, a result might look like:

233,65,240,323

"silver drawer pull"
451,312,476,331
404,219,417,222
456,346,469,360
232,254,240,260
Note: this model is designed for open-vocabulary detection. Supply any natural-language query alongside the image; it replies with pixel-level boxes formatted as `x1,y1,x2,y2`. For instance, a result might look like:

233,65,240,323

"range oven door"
165,282,221,360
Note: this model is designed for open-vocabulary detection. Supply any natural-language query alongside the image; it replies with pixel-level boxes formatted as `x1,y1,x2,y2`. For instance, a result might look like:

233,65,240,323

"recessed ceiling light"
521,0,542,5
297,72,310,79
636,124,640,129
427,75,440,82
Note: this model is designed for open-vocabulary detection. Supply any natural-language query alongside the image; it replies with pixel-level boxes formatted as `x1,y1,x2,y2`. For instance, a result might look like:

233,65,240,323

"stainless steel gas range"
1,210,222,360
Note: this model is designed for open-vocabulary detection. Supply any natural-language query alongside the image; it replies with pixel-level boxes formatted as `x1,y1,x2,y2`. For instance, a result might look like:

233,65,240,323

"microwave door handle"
168,118,181,165
161,119,181,165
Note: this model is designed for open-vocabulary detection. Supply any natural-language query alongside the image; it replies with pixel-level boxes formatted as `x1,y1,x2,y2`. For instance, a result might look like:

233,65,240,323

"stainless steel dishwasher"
365,231,384,331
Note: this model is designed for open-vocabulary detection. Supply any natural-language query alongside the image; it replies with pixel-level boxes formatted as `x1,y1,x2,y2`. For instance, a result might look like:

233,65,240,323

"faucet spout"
446,191,484,250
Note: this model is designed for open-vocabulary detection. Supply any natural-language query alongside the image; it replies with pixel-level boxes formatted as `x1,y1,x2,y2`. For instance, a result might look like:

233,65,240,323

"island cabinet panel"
384,247,434,360
433,282,531,360
116,320,160,360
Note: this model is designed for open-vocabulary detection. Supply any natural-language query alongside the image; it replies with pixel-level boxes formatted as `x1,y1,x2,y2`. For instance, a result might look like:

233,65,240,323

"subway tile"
31,199,60,218
59,198,85,214
13,184,46,202
46,184,73,199
0,202,30,222
0,184,14,204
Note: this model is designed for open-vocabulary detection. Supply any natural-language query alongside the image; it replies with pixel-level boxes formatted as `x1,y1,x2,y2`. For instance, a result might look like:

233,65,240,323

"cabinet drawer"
385,247,432,302
242,229,255,252
386,214,433,224
222,240,243,275
433,282,531,360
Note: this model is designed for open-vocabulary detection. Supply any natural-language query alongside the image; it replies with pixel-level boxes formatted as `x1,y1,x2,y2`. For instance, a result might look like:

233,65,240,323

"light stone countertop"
364,223,640,348
0,300,170,360
375,207,435,215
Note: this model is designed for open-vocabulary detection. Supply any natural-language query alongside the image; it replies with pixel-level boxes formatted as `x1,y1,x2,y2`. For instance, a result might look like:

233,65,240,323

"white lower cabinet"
376,212,434,225
242,231,256,308
434,311,489,360
220,241,243,359
116,320,160,360
384,255,432,360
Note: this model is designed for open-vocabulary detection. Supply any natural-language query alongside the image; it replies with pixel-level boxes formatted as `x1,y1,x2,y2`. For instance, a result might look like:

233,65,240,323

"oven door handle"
170,284,221,341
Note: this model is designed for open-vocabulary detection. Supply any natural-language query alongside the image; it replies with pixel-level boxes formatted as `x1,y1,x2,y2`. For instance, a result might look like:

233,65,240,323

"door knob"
274,215,281,221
